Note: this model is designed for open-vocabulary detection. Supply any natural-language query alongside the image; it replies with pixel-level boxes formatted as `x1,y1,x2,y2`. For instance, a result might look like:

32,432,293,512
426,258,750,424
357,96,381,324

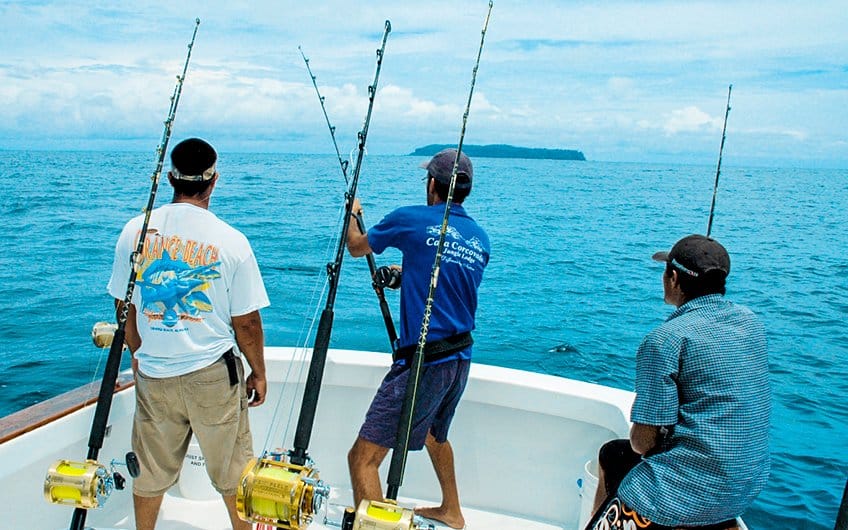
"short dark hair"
667,262,727,299
430,174,471,204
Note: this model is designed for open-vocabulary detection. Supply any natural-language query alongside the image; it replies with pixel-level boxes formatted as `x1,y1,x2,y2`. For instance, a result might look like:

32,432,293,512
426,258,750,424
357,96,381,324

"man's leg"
223,494,251,530
590,439,642,520
414,433,465,529
348,436,390,507
592,463,608,513
133,493,164,530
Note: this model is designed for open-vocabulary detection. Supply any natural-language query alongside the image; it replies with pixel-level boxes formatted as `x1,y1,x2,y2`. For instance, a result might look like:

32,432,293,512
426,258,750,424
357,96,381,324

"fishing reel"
91,321,118,348
341,499,434,530
44,452,139,509
373,266,402,290
237,450,331,529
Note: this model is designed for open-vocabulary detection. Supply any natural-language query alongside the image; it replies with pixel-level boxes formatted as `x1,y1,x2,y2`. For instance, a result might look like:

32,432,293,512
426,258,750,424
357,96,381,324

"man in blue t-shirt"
346,148,490,529
586,235,770,530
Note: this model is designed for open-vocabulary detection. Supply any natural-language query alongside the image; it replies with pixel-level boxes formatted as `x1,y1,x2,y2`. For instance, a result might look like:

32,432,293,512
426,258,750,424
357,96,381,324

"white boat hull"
0,347,651,529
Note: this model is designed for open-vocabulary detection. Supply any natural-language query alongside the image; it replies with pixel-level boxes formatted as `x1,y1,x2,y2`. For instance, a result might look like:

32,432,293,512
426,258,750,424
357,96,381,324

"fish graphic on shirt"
137,249,221,327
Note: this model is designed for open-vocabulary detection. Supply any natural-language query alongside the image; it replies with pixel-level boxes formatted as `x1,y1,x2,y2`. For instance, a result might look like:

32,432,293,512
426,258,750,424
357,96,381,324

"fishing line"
259,192,351,452
63,19,200,530
260,272,330,453
260,202,357,453
706,84,732,238
386,1,493,502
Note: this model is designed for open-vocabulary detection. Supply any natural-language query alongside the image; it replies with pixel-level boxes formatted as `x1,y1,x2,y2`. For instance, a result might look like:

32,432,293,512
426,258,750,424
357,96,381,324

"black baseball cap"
652,234,731,278
170,138,217,181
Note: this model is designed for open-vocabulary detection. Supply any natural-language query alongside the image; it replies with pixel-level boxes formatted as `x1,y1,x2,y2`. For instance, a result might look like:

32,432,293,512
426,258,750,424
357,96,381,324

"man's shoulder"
392,204,430,216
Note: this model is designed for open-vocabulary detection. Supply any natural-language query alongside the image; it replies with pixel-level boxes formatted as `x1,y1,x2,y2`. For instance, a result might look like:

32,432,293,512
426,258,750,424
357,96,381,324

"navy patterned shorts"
358,359,470,450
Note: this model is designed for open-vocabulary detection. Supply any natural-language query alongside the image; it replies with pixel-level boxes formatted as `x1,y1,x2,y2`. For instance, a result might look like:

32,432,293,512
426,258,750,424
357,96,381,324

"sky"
0,1,846,168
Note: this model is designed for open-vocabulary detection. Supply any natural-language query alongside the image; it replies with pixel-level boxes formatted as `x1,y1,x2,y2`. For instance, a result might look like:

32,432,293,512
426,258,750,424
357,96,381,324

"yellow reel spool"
349,499,419,530
237,457,328,529
44,459,110,509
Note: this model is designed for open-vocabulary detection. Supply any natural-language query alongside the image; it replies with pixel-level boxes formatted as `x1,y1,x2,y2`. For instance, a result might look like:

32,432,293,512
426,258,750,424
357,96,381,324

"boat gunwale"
0,372,135,444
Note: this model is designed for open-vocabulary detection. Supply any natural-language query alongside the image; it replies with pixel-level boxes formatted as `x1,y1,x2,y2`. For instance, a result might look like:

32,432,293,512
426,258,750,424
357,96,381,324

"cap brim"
652,251,669,262
419,160,430,169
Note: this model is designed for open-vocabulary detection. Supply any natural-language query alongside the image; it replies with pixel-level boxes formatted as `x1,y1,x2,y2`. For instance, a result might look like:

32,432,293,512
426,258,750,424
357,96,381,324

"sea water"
0,150,845,529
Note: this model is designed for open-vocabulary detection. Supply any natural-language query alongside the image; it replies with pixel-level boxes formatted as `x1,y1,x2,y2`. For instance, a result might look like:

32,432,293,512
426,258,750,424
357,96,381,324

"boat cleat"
237,449,331,529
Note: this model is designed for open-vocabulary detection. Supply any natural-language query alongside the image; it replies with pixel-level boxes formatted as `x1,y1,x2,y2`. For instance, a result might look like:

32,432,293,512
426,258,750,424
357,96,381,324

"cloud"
661,106,722,135
0,0,845,167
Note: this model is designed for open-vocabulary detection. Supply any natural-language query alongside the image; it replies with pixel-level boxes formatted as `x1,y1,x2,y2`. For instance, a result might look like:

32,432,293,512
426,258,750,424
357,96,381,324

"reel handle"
109,451,140,479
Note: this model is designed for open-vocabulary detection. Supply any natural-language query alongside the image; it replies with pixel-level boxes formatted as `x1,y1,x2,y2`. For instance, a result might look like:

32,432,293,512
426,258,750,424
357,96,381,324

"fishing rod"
344,4,494,528
43,18,200,530
706,84,732,238
836,477,848,530
354,212,400,348
387,0,492,501
299,45,398,349
292,17,390,466
236,21,391,530
299,45,351,185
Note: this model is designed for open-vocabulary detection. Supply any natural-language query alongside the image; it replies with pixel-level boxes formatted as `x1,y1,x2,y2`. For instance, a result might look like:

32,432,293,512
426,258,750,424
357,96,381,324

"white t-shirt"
107,203,270,378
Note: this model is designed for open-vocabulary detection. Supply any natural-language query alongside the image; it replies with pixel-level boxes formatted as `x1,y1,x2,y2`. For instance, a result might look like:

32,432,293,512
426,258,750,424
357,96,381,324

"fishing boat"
0,344,742,530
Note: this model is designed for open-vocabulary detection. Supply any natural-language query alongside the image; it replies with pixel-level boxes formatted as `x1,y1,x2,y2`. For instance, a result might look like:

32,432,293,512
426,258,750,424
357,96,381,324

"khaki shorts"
132,356,253,497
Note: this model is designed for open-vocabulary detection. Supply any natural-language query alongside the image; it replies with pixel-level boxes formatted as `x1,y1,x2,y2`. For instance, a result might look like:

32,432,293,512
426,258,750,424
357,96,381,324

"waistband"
393,332,473,365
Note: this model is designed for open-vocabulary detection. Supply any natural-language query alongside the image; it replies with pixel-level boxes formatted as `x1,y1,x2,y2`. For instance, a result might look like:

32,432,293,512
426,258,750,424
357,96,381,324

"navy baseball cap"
420,148,473,190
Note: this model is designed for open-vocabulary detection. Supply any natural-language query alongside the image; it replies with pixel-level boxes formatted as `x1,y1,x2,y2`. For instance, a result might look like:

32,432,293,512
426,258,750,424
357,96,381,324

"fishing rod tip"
385,20,392,32
195,17,200,25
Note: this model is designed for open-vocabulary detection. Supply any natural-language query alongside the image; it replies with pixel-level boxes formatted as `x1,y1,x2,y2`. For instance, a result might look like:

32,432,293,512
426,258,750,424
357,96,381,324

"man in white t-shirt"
107,138,269,530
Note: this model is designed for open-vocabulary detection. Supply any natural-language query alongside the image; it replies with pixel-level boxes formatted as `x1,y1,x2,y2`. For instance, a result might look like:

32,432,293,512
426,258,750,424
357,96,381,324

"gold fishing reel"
44,453,139,509
341,499,434,530
91,321,118,348
237,452,331,529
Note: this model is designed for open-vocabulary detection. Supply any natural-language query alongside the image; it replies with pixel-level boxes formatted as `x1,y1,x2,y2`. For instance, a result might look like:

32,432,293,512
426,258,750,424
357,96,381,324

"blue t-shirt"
367,204,490,364
618,294,771,526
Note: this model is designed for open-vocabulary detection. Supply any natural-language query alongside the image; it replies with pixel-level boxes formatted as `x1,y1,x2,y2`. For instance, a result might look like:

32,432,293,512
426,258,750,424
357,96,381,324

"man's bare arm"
630,422,662,455
232,310,267,407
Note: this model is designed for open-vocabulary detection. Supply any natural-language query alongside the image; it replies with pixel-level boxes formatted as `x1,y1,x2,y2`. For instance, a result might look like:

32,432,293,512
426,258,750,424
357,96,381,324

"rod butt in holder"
344,499,433,530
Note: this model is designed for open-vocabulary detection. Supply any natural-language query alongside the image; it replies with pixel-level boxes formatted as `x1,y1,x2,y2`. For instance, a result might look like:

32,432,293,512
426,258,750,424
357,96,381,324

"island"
409,144,585,161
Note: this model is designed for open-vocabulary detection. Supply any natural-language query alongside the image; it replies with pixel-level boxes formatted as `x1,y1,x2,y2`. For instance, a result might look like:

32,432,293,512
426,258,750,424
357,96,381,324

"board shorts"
359,358,470,450
132,355,253,497
587,439,738,530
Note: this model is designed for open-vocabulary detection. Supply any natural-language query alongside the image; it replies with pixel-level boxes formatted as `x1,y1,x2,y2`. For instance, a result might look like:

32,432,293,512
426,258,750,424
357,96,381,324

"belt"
221,349,239,386
393,331,473,365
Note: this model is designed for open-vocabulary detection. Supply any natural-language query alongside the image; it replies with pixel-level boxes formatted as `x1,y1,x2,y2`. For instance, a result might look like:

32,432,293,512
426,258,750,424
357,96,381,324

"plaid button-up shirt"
618,294,771,526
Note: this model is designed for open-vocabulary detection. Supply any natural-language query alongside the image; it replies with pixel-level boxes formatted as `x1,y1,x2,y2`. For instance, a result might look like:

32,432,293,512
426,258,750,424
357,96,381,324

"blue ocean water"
0,150,845,528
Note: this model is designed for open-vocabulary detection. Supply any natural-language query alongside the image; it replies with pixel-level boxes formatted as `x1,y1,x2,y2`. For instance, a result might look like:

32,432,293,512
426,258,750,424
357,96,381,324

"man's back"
367,203,490,350
108,202,267,377
619,294,770,526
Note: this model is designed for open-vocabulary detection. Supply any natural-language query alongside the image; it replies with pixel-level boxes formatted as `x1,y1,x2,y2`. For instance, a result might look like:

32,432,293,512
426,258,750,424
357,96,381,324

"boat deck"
95,486,563,529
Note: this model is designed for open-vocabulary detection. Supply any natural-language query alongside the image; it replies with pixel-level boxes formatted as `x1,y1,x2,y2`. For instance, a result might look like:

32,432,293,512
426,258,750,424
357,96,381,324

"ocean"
0,150,845,529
